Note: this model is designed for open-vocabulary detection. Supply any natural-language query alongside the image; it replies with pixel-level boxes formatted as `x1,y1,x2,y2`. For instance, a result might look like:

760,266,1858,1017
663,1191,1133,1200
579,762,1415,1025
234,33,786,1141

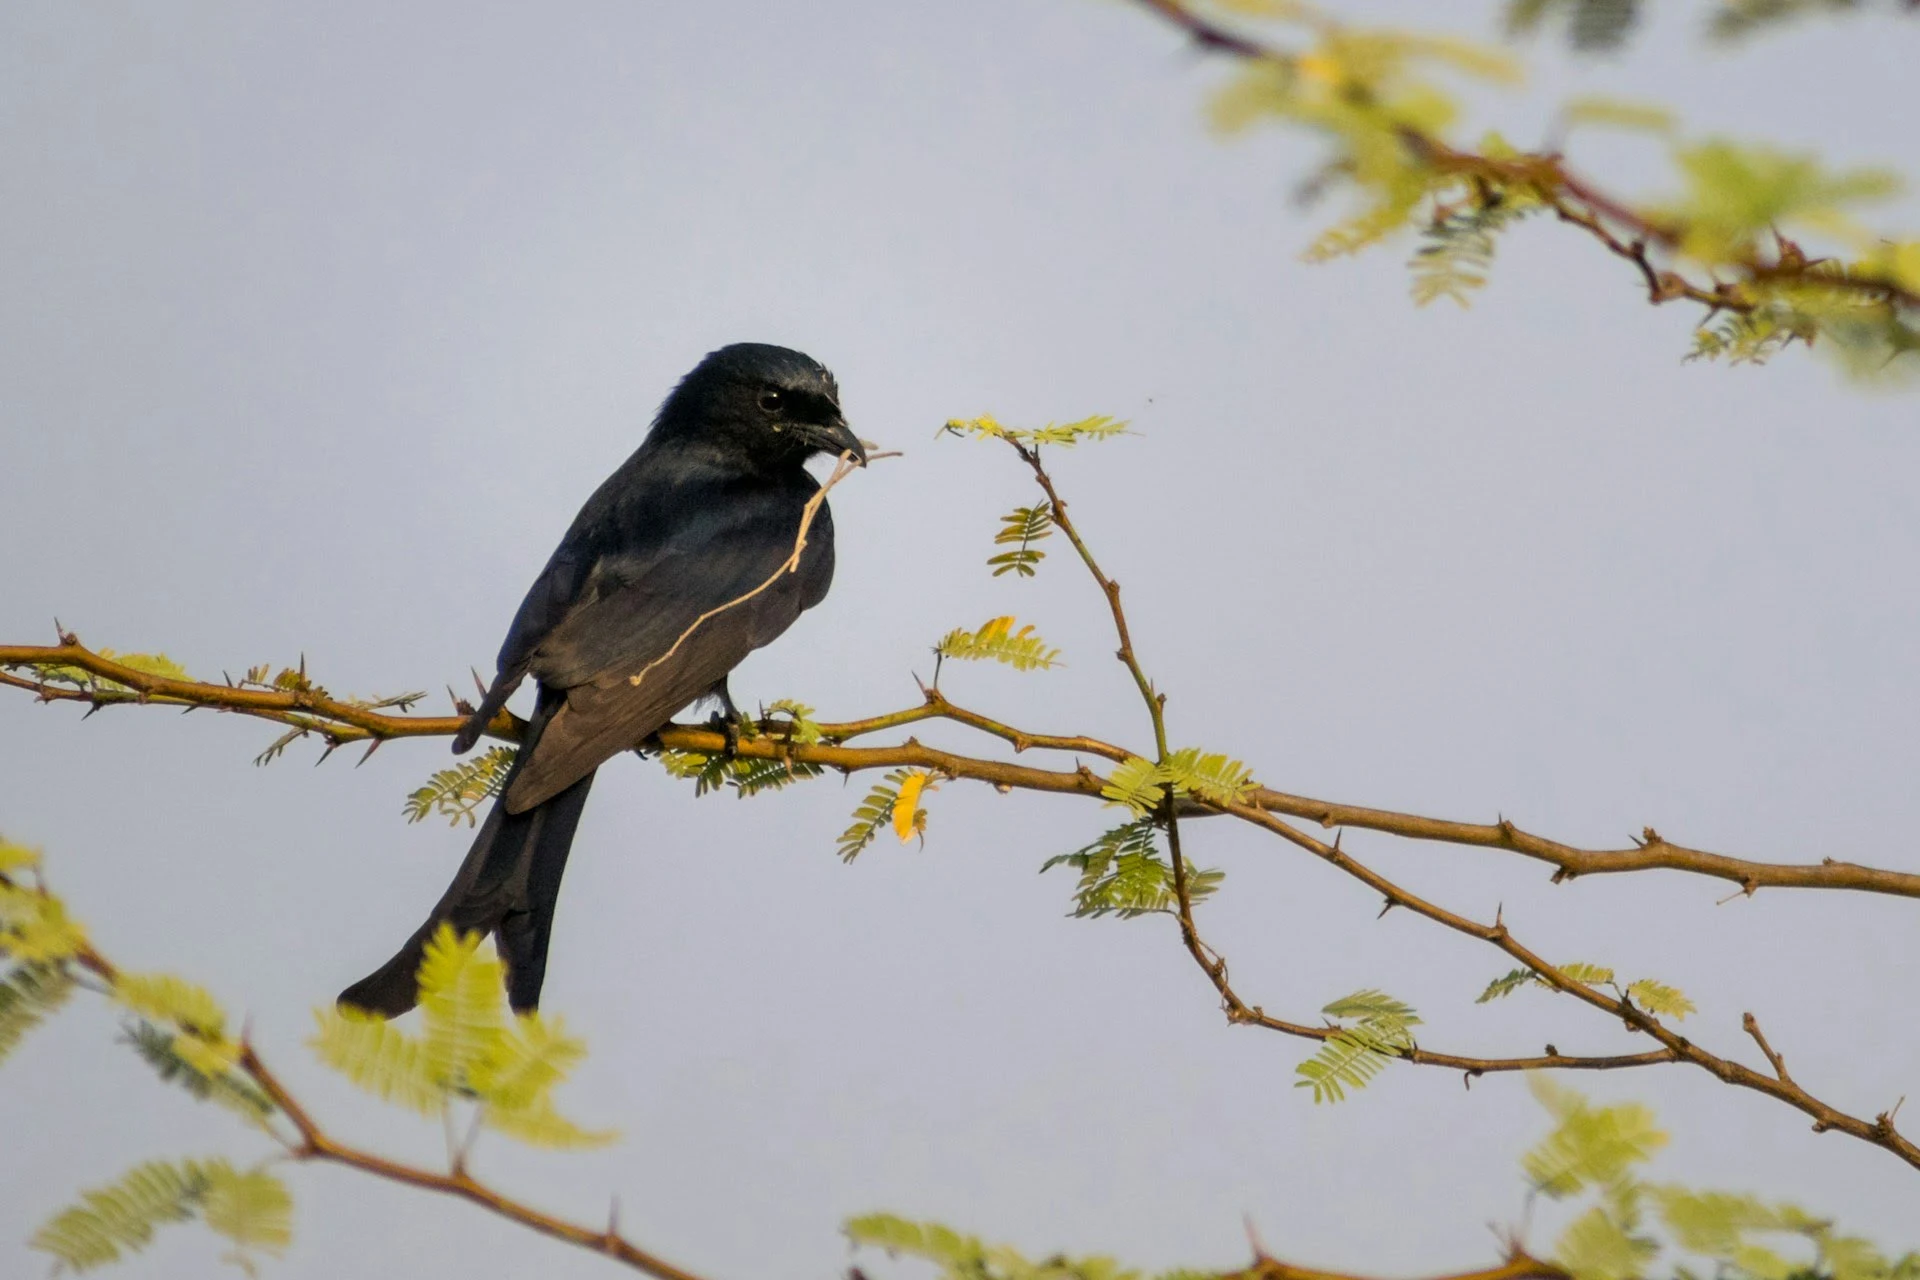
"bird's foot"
706,710,741,759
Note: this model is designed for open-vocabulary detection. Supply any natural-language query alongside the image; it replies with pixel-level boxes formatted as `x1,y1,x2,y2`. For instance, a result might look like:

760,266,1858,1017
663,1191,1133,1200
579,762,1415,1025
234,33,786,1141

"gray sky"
3,1,1918,1276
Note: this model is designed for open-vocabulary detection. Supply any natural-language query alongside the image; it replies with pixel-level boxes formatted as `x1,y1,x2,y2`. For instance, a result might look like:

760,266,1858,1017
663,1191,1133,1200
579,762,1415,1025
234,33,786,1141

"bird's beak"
806,415,867,466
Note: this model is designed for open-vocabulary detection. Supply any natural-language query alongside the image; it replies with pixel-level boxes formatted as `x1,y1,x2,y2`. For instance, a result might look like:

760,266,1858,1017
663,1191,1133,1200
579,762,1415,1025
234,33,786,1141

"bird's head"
655,343,865,470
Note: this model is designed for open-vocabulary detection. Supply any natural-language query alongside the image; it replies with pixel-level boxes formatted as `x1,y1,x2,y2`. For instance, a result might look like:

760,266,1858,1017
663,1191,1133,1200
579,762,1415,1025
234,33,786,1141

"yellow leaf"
1562,95,1676,135
308,1006,441,1114
201,1162,293,1257
468,1011,588,1112
417,924,509,1085
0,884,89,963
115,973,229,1039
892,772,932,843
1296,52,1342,84
0,839,41,874
171,1031,242,1079
482,1093,618,1149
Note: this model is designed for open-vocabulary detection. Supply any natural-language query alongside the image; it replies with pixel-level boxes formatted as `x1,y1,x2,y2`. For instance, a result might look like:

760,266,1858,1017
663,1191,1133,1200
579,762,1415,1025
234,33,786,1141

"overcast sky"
3,2,1918,1277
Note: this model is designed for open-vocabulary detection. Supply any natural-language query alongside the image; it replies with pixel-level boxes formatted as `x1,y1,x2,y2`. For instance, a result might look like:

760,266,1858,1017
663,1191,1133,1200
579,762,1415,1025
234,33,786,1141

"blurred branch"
1220,1251,1571,1280
47,904,710,1280
235,1045,707,1280
1129,0,1920,321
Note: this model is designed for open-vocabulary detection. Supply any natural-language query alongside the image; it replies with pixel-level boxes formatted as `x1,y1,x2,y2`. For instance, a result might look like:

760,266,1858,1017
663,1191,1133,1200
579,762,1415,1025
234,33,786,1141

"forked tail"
338,694,595,1016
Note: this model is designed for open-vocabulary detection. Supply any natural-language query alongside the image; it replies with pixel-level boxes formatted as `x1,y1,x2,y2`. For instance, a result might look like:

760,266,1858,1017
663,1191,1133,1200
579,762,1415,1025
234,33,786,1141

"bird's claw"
707,710,740,760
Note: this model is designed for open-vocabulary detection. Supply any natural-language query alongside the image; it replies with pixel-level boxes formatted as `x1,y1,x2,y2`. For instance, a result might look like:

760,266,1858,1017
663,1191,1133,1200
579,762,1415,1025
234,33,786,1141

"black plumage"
339,343,863,1016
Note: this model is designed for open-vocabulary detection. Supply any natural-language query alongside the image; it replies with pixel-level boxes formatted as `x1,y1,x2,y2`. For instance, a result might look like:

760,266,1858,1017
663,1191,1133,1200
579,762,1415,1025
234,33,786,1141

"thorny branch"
1219,1252,1571,1280
5,453,1918,1173
6,642,1909,897
9,865,1572,1280
51,934,707,1280
6,622,1919,1163
1013,430,1919,1173
1129,0,1920,320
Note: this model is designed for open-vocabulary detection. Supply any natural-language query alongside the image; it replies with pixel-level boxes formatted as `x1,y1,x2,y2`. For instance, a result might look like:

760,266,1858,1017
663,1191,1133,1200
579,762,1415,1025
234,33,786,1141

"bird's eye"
758,390,784,413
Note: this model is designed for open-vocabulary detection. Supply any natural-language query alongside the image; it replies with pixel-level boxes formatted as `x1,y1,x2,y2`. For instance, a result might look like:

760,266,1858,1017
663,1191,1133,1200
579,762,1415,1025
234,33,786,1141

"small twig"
629,449,879,691
1743,1012,1793,1084
1126,0,1920,324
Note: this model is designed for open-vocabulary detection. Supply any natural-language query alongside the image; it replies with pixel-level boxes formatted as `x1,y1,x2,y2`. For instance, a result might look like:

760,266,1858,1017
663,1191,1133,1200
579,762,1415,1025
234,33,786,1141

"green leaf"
941,413,1129,448
848,1214,992,1271
1562,94,1676,134
989,504,1054,578
417,925,509,1086
1710,0,1874,42
1099,757,1166,816
1294,989,1421,1104
1666,141,1902,262
1160,747,1257,807
0,880,89,963
1506,0,1644,51
0,963,72,1065
936,616,1063,671
1302,185,1429,261
113,972,229,1040
1524,1075,1668,1197
839,770,910,862
32,1159,213,1272
1022,414,1129,447
1410,196,1540,308
659,748,736,796
1650,1187,1790,1255
200,1162,293,1265
0,836,42,874
1625,978,1695,1020
308,1005,442,1114
463,1008,615,1147
1555,1203,1661,1280
726,755,826,798
1558,961,1617,986
1040,819,1221,920
122,1022,277,1123
482,1092,619,1149
1476,967,1542,1002
846,1213,1146,1280
468,1010,587,1112
763,698,824,745
403,746,516,826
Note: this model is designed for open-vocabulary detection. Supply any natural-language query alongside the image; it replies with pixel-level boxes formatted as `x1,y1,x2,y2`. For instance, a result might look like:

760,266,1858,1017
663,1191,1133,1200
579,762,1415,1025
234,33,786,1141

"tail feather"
339,692,596,1018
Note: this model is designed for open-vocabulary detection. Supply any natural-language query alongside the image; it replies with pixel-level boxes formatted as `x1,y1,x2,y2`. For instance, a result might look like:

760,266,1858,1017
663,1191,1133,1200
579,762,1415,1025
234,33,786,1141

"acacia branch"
1005,437,1171,758
1250,787,1920,898
988,438,1920,1170
52,925,709,1280
1027,438,1679,1085
9,638,1917,899
235,1045,707,1280
9,636,1920,1097
1215,796,1920,1171
11,485,1920,1168
1129,0,1920,319
1222,1250,1571,1280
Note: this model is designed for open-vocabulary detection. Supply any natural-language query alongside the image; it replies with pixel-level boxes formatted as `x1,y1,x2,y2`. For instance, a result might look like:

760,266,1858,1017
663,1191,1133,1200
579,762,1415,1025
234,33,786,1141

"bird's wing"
501,493,835,811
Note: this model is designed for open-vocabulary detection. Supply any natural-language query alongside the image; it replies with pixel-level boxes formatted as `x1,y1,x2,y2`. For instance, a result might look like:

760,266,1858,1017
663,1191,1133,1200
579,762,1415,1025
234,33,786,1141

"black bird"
340,343,864,1017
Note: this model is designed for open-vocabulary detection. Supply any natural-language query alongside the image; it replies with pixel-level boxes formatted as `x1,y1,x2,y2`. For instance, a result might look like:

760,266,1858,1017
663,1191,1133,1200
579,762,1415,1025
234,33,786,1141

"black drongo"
340,343,863,1016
